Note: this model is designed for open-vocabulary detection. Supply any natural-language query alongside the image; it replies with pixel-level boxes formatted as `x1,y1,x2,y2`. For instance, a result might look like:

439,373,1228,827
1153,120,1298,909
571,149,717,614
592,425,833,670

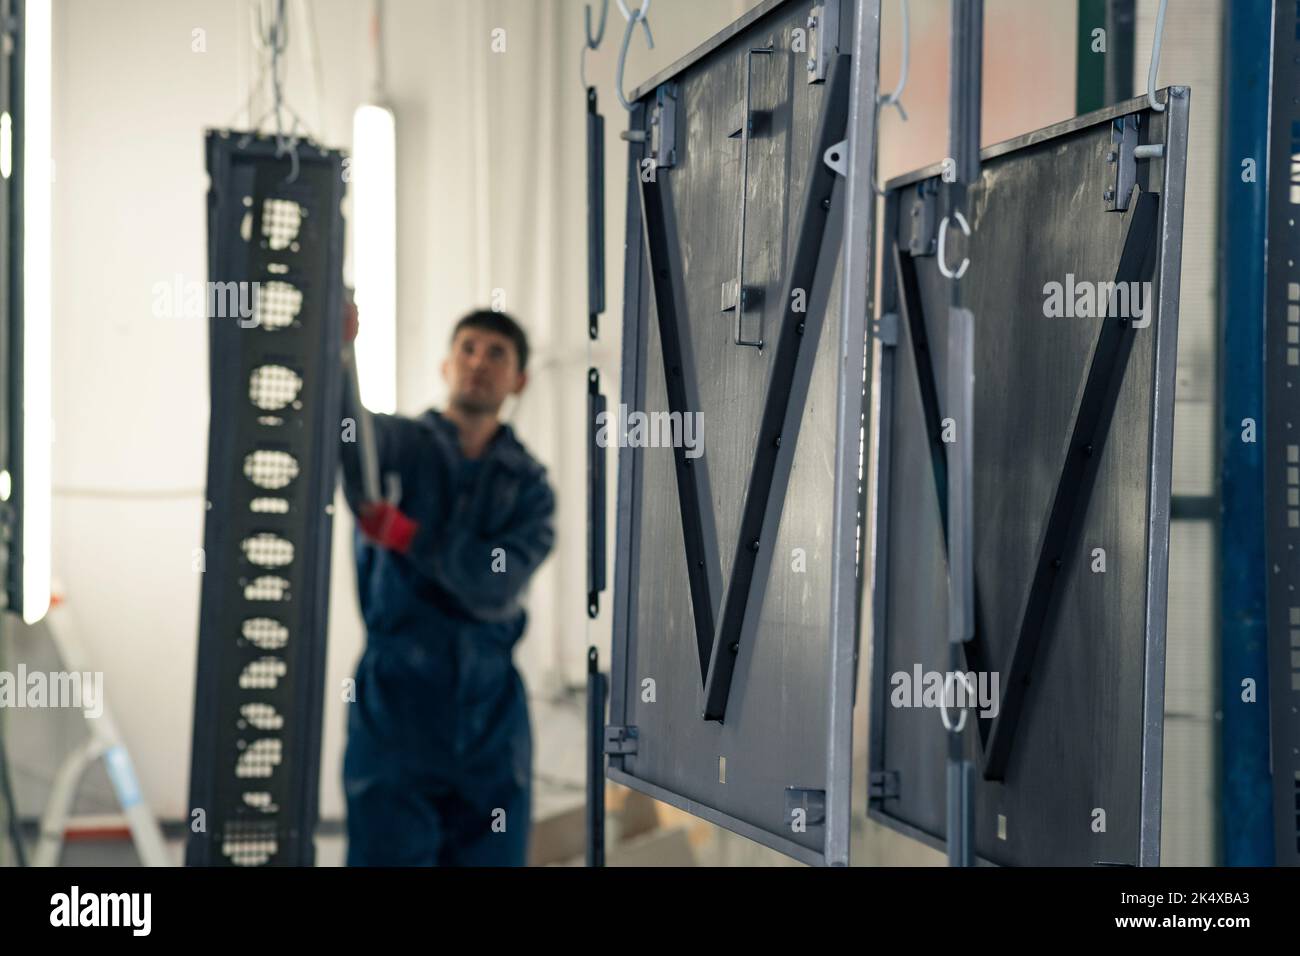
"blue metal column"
1216,0,1274,866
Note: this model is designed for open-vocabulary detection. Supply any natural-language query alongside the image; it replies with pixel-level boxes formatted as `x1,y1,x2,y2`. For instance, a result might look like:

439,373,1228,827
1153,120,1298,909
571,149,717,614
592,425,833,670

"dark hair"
450,309,530,371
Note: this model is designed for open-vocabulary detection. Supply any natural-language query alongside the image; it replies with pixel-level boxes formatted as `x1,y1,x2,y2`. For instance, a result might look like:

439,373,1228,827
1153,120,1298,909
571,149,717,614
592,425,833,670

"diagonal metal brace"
983,186,1161,780
639,172,724,682
701,55,852,722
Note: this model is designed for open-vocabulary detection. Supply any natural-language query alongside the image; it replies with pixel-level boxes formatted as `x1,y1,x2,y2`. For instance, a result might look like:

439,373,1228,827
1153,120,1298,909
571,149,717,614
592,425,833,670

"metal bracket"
1106,113,1138,211
784,787,827,826
723,44,775,346
649,83,678,168
906,180,938,257
823,138,848,177
869,770,900,800
604,724,640,755
872,311,899,346
587,369,607,619
805,2,839,85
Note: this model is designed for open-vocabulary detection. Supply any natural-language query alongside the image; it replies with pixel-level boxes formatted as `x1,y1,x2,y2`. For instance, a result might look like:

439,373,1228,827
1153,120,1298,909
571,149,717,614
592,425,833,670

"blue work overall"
339,409,555,866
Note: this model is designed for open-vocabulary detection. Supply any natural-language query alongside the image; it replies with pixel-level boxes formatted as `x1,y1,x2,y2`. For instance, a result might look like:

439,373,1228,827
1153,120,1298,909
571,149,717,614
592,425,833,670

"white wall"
12,0,765,827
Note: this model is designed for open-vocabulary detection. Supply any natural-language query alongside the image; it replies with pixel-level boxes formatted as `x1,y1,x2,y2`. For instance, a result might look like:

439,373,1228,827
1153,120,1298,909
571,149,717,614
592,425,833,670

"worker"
337,297,556,866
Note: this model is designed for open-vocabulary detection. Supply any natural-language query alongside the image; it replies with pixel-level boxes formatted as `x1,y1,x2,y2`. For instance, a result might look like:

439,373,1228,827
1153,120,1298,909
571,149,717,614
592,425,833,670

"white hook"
937,210,971,280
614,0,655,111
939,671,977,733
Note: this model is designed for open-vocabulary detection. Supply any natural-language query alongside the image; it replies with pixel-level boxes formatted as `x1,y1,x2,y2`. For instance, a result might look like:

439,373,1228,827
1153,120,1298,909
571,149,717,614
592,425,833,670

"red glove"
343,296,359,344
359,501,418,554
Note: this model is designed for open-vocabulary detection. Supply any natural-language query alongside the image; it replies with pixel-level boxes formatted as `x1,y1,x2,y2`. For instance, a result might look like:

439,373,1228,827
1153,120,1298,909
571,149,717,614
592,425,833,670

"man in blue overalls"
338,303,555,866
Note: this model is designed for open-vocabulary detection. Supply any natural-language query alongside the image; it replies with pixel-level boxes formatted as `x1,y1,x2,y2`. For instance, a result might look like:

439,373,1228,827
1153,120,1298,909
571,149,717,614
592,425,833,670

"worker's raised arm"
337,290,403,521
406,468,556,623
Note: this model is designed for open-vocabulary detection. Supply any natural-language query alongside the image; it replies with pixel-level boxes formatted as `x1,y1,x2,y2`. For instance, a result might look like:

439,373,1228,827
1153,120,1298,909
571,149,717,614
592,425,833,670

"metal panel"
187,132,345,866
608,0,879,866
1263,0,1300,867
869,91,1188,866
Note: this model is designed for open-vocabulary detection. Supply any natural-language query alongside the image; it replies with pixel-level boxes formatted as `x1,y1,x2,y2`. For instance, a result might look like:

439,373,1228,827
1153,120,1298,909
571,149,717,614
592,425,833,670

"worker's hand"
358,501,418,554
343,293,359,344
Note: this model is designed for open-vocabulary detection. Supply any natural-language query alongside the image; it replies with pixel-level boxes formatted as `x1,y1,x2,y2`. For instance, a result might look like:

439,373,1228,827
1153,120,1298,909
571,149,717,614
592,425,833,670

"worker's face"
442,327,527,415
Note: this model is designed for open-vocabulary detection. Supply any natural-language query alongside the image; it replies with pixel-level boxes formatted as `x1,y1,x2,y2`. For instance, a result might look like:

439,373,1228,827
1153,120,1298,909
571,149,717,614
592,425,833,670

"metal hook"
614,0,655,111
616,0,654,45
937,211,971,280
877,0,909,122
585,0,609,49
1146,0,1168,112
939,671,976,733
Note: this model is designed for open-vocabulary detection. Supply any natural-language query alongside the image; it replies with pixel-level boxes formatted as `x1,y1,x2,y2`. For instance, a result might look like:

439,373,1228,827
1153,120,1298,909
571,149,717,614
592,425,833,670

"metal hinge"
604,724,639,755
806,3,840,85
1106,108,1169,211
649,84,677,168
869,770,900,800
872,312,899,346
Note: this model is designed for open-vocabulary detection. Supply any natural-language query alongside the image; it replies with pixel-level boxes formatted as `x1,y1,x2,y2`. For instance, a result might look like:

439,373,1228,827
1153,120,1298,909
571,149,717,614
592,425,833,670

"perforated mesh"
242,617,289,650
243,791,279,813
236,738,283,778
238,656,287,689
254,281,302,330
196,135,345,869
241,533,294,568
240,702,284,730
221,821,278,867
261,198,302,250
243,449,299,490
248,365,302,411
244,575,290,601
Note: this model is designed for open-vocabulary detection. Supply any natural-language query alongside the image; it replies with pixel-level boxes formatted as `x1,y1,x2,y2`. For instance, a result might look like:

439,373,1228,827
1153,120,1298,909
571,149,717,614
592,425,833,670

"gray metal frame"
607,0,880,866
868,90,1187,866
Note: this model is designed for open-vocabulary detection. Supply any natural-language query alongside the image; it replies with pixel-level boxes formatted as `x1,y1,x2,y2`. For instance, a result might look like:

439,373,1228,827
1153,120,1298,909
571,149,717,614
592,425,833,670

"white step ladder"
30,594,169,866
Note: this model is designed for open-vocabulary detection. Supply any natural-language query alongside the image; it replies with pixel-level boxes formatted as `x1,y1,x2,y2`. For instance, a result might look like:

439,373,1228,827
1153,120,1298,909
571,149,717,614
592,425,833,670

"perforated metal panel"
187,132,345,867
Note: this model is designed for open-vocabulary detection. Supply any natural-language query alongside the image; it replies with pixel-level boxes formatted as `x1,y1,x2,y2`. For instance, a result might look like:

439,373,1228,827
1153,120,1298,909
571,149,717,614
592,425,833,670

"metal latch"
869,770,900,800
604,724,639,755
649,84,677,168
1106,114,1139,211
806,3,839,85
784,787,827,826
907,180,938,257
